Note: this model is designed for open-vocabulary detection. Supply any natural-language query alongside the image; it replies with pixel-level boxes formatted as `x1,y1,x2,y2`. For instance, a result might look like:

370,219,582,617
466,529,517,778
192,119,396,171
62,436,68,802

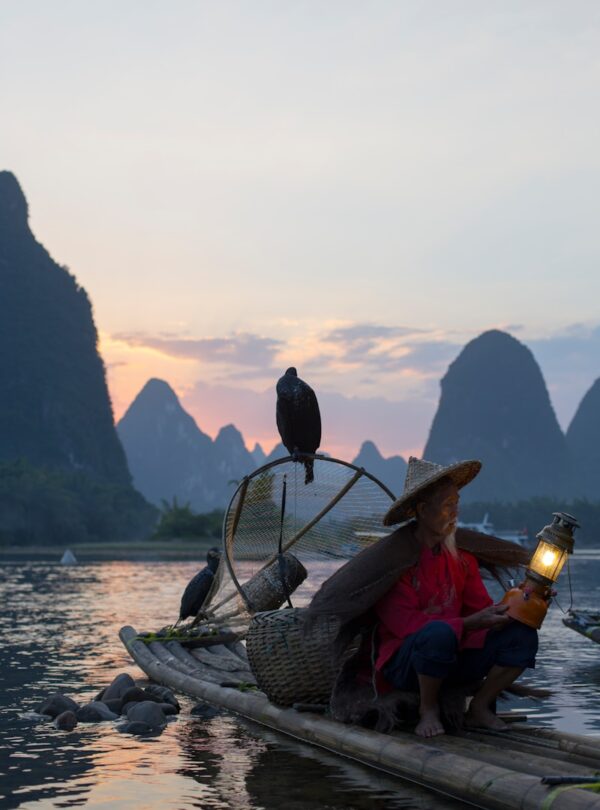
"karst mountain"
424,329,571,502
0,171,130,481
117,379,256,511
351,441,406,497
0,171,154,542
567,378,600,501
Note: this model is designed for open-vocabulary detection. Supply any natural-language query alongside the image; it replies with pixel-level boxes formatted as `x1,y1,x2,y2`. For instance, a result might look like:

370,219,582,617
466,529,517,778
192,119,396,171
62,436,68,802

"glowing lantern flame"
541,549,557,567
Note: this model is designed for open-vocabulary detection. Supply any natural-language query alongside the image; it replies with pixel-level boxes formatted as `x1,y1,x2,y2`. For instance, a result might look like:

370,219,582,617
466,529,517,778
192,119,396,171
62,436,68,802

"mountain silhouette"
351,440,406,497
264,442,287,464
0,171,132,483
213,424,256,486
117,379,255,510
423,330,571,502
251,443,267,466
567,378,600,500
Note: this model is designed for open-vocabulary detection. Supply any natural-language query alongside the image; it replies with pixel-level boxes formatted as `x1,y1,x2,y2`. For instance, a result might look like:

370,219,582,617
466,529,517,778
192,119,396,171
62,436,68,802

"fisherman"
305,457,537,738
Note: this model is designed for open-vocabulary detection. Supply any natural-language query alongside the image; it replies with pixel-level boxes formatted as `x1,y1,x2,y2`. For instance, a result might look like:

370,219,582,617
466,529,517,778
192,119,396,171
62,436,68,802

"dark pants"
383,620,538,692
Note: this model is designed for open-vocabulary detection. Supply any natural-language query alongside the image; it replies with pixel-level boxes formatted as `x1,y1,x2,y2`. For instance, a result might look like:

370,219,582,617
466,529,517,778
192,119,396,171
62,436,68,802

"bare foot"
465,703,508,731
415,707,445,738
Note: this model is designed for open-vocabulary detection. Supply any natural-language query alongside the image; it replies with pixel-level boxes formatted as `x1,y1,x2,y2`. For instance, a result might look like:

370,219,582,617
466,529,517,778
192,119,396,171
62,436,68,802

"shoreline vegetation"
4,449,599,557
0,538,221,562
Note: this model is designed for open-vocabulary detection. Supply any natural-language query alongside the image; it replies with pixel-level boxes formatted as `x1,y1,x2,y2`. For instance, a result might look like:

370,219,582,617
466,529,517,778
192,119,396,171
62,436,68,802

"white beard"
443,529,458,558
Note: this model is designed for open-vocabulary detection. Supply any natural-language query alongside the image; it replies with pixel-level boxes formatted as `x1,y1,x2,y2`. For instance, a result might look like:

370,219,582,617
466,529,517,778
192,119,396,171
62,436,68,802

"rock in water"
54,710,78,731
126,701,167,728
158,703,178,716
143,684,180,710
76,701,119,722
423,330,571,502
102,698,123,715
118,720,159,736
119,686,148,706
190,702,223,719
102,673,136,702
36,692,79,718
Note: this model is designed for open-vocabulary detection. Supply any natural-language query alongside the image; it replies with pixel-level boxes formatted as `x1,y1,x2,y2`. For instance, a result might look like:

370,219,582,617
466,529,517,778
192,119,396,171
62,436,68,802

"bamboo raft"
563,611,600,644
121,625,600,810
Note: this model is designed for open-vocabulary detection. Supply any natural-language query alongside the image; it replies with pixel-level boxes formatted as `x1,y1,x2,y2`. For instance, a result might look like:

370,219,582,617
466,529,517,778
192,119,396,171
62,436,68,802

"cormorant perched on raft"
178,547,221,624
276,367,321,484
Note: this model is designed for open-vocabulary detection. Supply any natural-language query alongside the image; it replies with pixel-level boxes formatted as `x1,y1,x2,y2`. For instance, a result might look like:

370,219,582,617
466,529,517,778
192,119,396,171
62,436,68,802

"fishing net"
194,454,396,636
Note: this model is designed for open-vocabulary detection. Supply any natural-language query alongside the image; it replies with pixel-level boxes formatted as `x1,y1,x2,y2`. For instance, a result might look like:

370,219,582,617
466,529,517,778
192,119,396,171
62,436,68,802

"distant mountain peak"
356,440,384,461
251,442,267,467
215,424,244,443
118,385,256,510
136,378,180,406
352,441,406,497
424,329,570,501
0,170,30,234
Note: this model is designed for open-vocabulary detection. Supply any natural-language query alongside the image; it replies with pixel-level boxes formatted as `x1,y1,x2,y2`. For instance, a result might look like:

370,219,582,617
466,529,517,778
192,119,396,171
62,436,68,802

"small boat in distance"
457,513,529,547
60,549,78,565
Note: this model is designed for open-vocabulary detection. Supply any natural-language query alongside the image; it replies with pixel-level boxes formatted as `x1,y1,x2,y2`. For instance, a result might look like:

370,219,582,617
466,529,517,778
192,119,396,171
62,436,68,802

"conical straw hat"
383,456,482,526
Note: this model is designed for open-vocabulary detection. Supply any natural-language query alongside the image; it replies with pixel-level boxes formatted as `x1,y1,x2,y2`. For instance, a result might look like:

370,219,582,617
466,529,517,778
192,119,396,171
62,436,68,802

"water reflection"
2,554,600,808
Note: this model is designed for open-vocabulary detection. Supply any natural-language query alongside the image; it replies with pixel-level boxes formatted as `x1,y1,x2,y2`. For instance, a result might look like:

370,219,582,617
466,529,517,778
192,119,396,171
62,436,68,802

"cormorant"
276,367,321,484
178,547,221,623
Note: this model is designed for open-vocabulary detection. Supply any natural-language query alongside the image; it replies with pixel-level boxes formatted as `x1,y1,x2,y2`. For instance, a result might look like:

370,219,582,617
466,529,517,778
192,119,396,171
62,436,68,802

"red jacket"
375,544,493,671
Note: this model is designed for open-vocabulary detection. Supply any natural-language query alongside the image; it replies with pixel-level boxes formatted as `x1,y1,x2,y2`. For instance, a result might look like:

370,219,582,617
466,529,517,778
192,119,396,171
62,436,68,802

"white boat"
60,549,78,565
457,513,529,547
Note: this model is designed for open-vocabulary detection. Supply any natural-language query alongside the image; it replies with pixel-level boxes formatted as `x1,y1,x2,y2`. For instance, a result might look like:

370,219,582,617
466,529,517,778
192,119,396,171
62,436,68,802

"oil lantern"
500,512,579,629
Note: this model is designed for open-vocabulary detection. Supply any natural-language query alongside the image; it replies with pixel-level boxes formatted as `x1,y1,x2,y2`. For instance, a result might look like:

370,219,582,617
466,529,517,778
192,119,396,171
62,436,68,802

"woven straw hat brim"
383,459,482,527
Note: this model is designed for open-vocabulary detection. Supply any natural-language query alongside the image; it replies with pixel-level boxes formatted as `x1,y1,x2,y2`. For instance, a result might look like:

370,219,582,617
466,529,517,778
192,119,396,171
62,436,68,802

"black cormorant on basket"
276,367,321,484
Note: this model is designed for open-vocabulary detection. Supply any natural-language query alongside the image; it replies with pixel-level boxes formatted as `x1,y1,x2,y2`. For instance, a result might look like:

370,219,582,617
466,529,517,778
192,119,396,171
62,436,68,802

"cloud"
113,332,283,368
315,322,460,378
105,360,128,369
108,321,463,403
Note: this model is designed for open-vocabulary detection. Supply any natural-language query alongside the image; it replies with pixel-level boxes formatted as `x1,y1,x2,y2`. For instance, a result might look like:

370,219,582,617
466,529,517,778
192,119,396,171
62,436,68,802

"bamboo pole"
431,732,595,777
202,642,249,667
120,625,600,810
150,641,225,686
189,648,256,683
512,724,600,754
460,728,600,772
190,650,254,678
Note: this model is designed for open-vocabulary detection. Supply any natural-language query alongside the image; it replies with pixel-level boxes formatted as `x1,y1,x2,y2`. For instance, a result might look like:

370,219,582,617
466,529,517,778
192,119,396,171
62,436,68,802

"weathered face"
416,480,459,538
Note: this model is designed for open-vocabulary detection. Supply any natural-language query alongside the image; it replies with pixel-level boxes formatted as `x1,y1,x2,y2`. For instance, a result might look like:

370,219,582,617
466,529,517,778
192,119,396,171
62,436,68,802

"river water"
2,551,600,809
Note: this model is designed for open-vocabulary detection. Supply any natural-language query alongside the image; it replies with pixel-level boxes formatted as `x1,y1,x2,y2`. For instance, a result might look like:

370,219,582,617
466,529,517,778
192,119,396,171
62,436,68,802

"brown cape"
304,523,531,729
306,523,530,631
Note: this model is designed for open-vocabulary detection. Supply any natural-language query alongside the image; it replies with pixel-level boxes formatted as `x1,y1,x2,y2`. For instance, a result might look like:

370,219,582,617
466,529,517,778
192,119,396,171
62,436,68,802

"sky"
2,1,600,459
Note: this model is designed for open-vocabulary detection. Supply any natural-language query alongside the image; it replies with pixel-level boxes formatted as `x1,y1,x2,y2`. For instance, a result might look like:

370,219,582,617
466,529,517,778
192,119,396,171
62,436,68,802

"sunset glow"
3,1,600,461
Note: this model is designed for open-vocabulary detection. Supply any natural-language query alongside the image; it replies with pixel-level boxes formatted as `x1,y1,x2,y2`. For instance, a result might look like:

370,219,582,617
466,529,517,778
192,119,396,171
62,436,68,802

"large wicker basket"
246,608,341,706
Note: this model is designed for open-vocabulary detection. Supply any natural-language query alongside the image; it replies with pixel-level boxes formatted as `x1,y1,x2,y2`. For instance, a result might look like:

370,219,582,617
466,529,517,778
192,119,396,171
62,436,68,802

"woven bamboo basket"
246,608,341,706
241,554,307,612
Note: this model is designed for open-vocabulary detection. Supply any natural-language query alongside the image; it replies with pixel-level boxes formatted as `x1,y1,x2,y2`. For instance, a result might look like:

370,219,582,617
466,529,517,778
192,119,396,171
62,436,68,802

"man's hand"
463,604,511,631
